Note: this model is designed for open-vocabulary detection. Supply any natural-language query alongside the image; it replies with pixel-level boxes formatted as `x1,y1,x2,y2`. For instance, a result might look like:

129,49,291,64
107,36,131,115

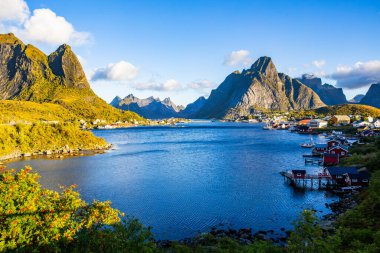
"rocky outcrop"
360,83,380,108
194,57,325,119
111,94,181,119
296,74,347,105
48,44,90,89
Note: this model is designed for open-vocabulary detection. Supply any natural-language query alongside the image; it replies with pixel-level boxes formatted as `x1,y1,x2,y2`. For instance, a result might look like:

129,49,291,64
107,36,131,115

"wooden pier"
280,171,333,189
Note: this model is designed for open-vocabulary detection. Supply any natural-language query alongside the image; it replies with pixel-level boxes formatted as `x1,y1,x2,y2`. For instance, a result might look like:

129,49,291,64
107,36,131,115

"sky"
1,0,380,106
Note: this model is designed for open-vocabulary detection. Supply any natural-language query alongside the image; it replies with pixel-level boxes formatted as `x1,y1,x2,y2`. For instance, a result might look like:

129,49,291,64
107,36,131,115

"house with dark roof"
344,172,370,187
325,167,359,184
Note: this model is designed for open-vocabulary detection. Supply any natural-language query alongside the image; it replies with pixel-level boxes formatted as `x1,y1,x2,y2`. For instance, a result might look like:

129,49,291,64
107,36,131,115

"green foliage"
0,123,107,157
0,167,122,252
70,218,156,253
313,104,380,118
287,210,335,253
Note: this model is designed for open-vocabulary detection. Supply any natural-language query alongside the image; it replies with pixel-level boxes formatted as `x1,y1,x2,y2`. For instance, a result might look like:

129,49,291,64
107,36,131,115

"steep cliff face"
48,44,90,89
194,57,325,119
360,83,380,108
0,33,142,121
296,74,347,105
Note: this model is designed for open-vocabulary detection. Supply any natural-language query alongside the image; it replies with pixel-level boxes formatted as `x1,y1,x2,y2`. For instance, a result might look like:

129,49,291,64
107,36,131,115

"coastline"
0,143,112,164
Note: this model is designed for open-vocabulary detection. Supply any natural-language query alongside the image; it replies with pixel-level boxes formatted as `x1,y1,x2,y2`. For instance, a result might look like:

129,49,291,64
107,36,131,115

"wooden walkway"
280,171,333,189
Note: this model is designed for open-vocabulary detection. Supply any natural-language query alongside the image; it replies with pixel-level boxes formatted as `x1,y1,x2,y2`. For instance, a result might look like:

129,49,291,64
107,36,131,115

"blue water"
8,121,336,240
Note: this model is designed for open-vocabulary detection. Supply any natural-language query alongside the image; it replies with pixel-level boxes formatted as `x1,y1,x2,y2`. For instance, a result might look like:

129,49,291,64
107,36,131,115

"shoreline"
0,143,112,164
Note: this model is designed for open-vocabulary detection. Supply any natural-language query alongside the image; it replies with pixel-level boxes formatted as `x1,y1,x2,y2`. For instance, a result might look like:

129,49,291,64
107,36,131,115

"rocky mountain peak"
361,83,380,108
48,44,89,89
0,33,25,46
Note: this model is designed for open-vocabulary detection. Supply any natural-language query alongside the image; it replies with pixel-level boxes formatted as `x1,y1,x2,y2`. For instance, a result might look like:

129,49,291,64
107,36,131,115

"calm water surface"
9,121,337,239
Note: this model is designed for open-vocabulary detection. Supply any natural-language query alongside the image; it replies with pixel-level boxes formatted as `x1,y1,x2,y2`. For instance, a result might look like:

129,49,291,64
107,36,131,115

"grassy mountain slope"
0,33,144,122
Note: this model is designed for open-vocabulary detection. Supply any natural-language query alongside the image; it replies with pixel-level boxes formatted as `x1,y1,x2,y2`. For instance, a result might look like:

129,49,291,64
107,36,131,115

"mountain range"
0,33,142,122
193,57,325,119
110,94,206,119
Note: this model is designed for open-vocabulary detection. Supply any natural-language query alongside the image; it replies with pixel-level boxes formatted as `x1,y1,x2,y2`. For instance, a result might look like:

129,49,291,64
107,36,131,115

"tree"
287,210,335,253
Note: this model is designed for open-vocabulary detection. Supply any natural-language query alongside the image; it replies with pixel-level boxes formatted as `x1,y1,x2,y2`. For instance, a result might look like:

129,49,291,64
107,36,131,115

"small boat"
300,137,315,148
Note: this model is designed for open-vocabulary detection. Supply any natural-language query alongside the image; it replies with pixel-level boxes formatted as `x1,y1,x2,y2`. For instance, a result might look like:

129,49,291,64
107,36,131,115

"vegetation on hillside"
0,123,107,158
313,104,380,117
0,101,78,124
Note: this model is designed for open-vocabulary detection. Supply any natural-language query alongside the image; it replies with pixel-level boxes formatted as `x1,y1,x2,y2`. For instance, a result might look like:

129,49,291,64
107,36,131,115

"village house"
328,145,349,158
353,121,372,128
344,171,370,187
374,119,380,128
323,153,339,166
291,170,306,179
325,167,359,185
313,143,328,154
330,115,351,125
298,119,311,126
308,119,328,128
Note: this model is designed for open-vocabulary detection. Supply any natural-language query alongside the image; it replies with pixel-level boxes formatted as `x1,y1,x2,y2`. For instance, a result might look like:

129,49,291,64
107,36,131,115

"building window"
352,179,358,182
297,173,302,177
363,179,368,182
341,152,345,155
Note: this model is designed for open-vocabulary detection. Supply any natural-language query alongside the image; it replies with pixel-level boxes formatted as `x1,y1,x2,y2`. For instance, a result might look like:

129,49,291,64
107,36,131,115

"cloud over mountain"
0,0,89,46
135,79,183,91
91,61,139,81
224,50,251,66
330,60,380,89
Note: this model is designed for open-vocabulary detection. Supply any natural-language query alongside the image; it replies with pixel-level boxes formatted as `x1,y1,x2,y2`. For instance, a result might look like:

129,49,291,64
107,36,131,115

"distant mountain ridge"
110,94,207,119
296,74,347,105
193,57,326,119
349,94,365,103
111,94,184,119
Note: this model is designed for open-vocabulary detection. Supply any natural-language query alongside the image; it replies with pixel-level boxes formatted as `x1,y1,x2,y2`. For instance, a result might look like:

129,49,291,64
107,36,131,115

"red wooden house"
327,140,341,149
328,146,348,158
323,153,339,166
292,170,306,179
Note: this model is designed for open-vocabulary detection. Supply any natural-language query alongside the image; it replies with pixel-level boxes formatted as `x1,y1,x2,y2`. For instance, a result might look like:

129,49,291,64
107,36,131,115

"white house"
374,119,380,128
309,119,328,128
367,116,374,123
353,121,372,128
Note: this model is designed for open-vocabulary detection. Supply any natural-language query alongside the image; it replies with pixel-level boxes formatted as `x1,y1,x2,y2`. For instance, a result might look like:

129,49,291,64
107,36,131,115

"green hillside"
313,104,380,117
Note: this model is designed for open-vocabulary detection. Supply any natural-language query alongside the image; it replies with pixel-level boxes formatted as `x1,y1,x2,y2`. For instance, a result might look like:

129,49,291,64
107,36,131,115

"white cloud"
188,79,216,89
0,0,29,23
329,60,380,89
312,59,326,68
20,9,89,46
224,50,252,66
0,0,89,46
135,78,184,91
91,61,139,81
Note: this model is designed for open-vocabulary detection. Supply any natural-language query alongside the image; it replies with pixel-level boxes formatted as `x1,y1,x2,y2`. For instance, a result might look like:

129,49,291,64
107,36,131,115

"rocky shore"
156,191,361,249
0,143,112,164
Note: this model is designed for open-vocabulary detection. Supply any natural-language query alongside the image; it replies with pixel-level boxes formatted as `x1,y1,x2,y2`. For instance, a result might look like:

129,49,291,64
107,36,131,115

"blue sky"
2,0,380,105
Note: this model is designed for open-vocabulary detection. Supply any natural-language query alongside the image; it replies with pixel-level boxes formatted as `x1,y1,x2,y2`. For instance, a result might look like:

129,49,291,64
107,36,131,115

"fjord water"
9,121,336,239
